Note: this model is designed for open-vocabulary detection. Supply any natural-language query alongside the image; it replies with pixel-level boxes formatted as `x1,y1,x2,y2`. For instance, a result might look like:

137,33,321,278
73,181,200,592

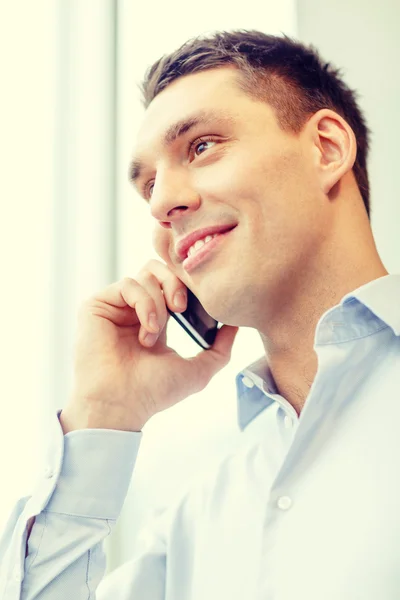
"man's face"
131,67,328,326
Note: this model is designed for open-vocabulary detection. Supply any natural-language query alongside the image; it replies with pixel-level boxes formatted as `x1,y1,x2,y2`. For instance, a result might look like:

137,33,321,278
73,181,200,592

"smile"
182,228,235,273
186,233,220,258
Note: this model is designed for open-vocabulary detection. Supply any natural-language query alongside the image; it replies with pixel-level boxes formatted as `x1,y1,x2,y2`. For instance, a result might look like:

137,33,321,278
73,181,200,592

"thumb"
209,324,239,360
188,325,239,386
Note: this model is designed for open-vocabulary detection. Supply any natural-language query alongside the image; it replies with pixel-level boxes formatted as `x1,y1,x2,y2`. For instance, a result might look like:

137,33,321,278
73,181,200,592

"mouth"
181,226,236,273
175,224,237,262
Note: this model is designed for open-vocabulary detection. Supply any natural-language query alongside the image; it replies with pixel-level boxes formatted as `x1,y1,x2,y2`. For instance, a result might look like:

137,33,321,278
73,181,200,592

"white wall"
47,0,118,409
0,0,118,536
106,0,297,572
297,0,400,272
0,1,56,530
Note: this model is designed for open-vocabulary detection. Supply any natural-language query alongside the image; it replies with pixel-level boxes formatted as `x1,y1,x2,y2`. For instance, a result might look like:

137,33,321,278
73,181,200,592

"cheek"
200,145,287,203
152,227,172,263
253,147,309,213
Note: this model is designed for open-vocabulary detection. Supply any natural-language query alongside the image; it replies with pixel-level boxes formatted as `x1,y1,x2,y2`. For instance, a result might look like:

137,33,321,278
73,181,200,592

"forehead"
134,67,245,154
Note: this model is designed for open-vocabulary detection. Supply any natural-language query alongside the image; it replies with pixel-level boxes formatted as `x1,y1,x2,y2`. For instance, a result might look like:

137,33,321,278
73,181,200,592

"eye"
142,136,218,199
143,180,154,200
189,136,217,160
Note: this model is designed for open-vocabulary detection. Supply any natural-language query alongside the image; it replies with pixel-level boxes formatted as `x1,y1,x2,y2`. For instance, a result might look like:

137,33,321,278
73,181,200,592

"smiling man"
130,47,388,415
1,30,400,600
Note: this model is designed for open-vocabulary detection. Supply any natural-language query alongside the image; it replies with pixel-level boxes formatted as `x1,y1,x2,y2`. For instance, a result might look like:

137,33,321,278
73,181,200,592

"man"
1,29,399,599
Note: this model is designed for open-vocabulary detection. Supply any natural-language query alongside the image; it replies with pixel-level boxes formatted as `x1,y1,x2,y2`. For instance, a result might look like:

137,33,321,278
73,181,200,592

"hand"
60,260,238,433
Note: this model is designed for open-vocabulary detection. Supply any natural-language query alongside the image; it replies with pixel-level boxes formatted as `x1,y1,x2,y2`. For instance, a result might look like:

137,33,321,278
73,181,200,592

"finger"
135,261,188,347
90,277,159,332
142,259,188,314
208,324,239,360
187,325,239,387
135,271,168,330
133,272,169,345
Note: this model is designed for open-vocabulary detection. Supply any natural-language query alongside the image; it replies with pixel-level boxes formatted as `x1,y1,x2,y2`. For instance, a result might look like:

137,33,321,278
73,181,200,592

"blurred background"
0,0,399,575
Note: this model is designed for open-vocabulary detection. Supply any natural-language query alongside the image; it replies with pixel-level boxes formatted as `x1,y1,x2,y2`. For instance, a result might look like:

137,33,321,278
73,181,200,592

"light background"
0,0,398,575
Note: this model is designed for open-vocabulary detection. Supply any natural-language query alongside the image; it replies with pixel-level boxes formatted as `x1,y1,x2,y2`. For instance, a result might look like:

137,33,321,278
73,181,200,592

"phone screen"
167,288,219,349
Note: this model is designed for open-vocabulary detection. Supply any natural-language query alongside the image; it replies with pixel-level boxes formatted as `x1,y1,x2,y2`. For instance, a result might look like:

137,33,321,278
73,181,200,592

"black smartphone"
167,288,219,350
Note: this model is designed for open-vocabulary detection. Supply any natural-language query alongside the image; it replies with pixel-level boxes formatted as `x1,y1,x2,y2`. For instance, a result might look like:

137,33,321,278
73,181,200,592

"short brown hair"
140,30,371,219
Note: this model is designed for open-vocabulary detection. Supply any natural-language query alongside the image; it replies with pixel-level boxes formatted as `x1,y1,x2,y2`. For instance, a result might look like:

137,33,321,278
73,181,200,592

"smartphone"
167,288,219,350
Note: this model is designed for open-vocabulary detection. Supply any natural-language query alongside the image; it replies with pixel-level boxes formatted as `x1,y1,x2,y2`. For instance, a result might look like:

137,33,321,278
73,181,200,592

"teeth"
187,233,218,258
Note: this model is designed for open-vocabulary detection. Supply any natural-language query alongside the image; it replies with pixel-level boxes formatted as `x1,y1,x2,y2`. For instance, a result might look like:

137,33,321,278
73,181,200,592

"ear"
308,109,357,196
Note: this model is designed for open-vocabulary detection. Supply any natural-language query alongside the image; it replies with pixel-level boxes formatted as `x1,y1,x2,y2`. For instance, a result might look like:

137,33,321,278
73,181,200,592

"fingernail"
148,312,159,332
173,289,186,309
143,332,158,346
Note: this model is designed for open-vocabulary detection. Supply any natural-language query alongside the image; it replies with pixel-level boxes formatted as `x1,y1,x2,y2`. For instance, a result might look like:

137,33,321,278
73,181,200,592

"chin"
203,286,264,327
200,297,243,327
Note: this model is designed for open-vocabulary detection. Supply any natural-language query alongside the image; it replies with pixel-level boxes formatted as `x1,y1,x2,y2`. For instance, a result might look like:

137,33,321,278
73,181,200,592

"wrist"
59,401,146,434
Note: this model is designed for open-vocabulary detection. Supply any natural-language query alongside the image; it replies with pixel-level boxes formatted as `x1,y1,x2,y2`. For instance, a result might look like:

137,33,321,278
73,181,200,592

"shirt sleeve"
0,409,167,600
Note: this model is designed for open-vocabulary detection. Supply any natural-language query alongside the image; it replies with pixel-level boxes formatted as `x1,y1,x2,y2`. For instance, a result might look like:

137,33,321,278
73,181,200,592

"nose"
150,169,201,228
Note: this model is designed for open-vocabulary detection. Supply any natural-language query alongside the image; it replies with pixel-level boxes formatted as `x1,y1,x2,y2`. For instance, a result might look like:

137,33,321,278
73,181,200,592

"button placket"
277,496,292,510
44,466,54,478
283,415,292,429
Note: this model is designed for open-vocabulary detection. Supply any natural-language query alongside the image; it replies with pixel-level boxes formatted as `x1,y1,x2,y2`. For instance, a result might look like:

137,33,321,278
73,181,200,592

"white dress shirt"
1,273,400,599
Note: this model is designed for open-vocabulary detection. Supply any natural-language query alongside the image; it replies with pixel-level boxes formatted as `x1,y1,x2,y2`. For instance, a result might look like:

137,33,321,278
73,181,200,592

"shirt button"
277,496,292,511
283,415,292,429
242,376,254,389
44,466,54,478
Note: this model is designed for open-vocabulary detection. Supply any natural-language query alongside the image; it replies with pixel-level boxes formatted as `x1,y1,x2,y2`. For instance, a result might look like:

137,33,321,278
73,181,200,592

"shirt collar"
235,357,277,432
340,272,400,336
235,272,400,431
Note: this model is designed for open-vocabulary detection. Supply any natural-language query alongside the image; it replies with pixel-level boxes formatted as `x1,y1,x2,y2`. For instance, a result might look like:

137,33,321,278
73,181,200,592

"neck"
258,201,388,415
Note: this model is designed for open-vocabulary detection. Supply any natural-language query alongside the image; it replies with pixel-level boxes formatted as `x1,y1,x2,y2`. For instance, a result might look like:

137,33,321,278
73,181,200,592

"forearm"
0,410,142,599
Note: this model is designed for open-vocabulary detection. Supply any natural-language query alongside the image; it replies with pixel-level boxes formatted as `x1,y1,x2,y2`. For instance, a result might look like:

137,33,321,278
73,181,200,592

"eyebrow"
128,109,236,188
